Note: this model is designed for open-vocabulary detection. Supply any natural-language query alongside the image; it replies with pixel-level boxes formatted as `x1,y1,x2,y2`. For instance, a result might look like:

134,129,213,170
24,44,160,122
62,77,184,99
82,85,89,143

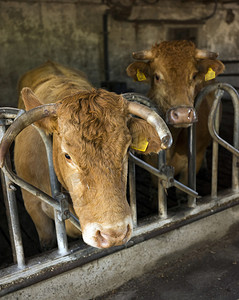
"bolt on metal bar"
0,124,25,269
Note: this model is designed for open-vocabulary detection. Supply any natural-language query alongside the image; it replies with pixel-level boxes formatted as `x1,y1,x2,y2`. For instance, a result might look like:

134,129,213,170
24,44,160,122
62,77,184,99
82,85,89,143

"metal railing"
0,83,239,296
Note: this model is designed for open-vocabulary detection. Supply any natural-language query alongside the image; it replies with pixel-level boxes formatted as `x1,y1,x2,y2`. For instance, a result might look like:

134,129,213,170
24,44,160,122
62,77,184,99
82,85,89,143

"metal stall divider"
0,83,238,296
0,107,82,268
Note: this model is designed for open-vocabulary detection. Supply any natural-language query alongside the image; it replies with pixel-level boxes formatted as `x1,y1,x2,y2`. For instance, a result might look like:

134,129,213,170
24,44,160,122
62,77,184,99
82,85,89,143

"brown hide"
127,40,225,184
14,61,163,249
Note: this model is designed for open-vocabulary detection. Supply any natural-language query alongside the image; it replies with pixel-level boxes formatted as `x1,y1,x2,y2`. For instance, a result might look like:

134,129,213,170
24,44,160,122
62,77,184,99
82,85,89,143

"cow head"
127,40,225,128
20,87,171,248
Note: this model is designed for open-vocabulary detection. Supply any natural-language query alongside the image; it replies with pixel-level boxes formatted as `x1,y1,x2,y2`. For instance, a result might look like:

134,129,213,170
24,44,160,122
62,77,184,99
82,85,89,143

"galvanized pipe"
128,158,137,226
129,152,198,198
211,90,224,198
34,126,69,255
0,124,25,269
0,108,82,236
158,151,167,218
196,83,239,195
207,84,239,192
187,123,196,207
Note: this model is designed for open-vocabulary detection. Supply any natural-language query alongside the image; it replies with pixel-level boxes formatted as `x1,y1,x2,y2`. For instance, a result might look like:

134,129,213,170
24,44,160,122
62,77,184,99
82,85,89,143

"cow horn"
128,101,172,150
132,50,154,61
0,103,58,168
195,49,218,59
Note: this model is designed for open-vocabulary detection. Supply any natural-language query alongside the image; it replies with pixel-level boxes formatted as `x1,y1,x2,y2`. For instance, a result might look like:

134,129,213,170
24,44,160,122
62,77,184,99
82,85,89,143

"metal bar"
129,152,169,182
34,126,69,255
128,158,137,227
0,109,82,237
187,123,196,207
208,100,239,157
54,209,68,255
158,151,167,218
211,91,222,198
0,125,25,269
129,152,198,198
196,83,239,195
173,179,198,198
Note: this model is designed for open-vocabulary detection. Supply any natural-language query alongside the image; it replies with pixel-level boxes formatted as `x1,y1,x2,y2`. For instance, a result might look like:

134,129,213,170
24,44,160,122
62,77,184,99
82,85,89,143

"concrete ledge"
3,204,239,300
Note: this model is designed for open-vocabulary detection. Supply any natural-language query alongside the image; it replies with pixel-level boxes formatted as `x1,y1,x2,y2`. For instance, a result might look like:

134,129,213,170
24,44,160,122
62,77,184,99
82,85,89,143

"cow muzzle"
82,217,133,249
166,106,198,128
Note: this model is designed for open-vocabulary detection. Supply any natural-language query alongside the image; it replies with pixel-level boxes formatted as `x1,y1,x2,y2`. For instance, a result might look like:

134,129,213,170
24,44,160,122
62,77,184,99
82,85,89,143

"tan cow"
127,40,225,185
14,61,171,250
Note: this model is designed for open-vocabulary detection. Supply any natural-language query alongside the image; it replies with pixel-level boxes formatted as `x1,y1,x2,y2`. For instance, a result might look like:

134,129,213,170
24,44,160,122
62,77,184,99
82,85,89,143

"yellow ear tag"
131,137,149,152
136,69,147,81
205,68,216,81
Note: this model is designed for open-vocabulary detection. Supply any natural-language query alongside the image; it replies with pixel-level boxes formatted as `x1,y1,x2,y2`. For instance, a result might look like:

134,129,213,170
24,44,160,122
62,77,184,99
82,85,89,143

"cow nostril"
172,111,178,119
96,230,109,247
95,225,132,248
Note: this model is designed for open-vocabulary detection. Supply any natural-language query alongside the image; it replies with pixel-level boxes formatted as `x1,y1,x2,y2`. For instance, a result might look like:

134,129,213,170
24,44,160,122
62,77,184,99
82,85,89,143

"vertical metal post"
231,90,239,191
209,89,224,198
0,125,25,268
128,157,137,227
211,102,220,199
158,151,167,218
187,123,196,207
35,127,68,255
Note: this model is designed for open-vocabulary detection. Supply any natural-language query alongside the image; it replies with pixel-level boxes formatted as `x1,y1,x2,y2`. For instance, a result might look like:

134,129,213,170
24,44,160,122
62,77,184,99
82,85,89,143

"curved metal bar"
195,82,239,193
122,93,153,109
0,108,82,233
0,107,23,120
206,84,239,157
0,104,57,168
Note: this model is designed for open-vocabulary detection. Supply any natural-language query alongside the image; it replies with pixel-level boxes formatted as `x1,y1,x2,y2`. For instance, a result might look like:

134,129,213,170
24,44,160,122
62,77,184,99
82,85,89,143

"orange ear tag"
131,137,149,152
136,69,147,81
205,68,216,81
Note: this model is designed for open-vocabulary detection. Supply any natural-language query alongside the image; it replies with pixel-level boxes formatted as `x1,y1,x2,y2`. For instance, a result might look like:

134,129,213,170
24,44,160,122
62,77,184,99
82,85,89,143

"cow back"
18,61,92,109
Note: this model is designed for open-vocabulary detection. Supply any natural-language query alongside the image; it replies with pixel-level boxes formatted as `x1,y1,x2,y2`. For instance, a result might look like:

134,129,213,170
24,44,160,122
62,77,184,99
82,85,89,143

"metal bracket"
55,193,70,221
159,165,174,189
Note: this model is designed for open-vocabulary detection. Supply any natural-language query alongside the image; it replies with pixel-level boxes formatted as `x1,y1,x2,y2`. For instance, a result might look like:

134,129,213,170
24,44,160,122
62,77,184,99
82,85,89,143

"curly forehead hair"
57,88,128,125
151,40,196,58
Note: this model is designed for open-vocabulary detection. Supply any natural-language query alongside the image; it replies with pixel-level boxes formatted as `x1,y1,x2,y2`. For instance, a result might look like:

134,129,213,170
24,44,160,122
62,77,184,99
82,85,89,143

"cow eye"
65,153,71,160
154,74,160,82
192,72,198,80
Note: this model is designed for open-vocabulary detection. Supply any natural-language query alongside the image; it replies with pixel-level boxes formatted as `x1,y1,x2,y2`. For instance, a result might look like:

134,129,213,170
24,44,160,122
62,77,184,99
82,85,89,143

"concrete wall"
1,0,239,107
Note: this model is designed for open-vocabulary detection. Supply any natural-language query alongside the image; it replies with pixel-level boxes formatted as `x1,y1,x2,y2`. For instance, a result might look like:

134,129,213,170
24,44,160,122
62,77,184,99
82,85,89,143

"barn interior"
0,0,239,298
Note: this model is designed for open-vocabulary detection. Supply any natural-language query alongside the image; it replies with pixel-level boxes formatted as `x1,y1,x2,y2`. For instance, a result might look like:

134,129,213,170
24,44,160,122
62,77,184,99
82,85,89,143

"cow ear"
198,59,225,82
21,87,58,134
126,62,150,83
128,117,162,154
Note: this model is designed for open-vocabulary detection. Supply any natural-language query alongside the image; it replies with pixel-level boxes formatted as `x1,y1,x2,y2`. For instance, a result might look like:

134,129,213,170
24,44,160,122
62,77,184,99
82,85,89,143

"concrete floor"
98,226,239,300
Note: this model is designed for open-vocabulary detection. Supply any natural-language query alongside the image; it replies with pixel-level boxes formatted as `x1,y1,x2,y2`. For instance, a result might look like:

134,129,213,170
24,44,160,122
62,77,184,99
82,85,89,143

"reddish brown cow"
14,61,171,249
127,40,225,185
